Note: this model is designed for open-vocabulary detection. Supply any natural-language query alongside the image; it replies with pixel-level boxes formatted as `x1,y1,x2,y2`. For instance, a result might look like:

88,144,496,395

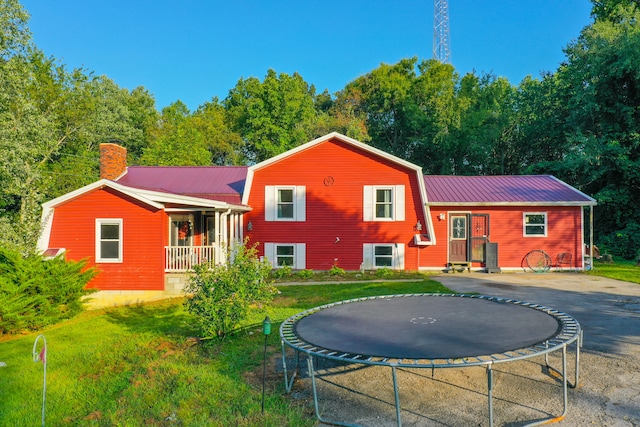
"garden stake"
262,316,272,414
32,334,47,427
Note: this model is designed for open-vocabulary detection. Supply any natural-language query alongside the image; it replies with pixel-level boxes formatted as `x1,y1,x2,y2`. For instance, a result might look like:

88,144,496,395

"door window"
451,216,467,239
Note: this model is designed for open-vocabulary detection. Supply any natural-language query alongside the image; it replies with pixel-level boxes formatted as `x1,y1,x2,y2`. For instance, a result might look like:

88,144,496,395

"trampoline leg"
391,366,403,427
573,330,582,389
562,344,569,416
306,354,359,427
524,344,569,427
487,364,494,427
281,340,297,393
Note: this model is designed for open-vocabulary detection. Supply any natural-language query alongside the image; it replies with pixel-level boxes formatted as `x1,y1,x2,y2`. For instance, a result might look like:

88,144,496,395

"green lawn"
0,278,449,426
586,259,640,284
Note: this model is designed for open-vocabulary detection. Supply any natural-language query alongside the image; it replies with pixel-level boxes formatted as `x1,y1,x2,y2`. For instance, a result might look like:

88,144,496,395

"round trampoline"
280,294,582,427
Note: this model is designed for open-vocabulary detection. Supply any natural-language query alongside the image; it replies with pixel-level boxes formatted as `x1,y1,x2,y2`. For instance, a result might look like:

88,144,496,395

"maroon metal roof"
116,166,248,204
423,175,596,205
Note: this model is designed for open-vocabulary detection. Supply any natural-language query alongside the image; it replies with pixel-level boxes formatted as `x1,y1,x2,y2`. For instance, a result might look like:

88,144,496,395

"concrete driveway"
302,272,640,426
435,272,640,426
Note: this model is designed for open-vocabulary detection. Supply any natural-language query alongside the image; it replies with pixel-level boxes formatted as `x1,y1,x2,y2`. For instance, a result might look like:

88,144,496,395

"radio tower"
433,0,451,63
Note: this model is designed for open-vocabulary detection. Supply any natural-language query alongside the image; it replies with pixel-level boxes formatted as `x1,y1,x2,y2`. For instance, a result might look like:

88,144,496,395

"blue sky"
22,1,593,111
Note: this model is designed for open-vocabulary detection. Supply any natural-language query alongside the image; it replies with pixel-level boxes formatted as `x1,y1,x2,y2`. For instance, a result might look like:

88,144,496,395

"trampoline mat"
294,295,562,359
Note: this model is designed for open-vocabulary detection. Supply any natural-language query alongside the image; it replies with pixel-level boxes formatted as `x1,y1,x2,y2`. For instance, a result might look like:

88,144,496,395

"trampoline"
280,294,582,427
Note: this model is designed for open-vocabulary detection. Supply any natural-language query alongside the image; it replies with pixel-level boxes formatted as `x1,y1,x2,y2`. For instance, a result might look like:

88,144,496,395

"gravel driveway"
290,272,640,426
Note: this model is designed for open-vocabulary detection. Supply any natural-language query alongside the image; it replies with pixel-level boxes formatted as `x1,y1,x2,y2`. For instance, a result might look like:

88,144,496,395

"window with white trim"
264,243,306,269
363,185,405,221
524,212,547,237
277,188,294,219
96,219,122,262
362,243,405,269
264,186,306,221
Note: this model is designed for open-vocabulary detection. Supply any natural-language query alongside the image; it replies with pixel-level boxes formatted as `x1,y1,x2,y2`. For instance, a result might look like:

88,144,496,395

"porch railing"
165,246,217,272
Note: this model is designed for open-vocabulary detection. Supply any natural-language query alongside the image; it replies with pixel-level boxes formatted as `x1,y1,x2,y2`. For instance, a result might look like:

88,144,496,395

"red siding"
245,138,426,270
48,187,166,290
426,206,584,270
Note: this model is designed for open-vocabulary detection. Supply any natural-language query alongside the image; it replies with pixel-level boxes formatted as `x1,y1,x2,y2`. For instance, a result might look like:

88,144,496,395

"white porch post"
219,209,231,263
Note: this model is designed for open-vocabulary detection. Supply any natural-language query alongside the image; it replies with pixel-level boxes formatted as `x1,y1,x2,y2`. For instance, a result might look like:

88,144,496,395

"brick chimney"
99,143,128,180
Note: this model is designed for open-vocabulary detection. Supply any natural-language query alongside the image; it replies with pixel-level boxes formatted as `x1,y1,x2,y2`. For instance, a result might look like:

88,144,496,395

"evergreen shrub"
0,247,96,334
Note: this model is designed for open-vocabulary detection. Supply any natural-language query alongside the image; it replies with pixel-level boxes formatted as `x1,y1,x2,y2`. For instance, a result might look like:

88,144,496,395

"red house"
38,133,596,306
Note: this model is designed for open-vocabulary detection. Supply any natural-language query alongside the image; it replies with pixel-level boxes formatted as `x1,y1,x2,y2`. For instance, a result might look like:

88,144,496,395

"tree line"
1,0,639,259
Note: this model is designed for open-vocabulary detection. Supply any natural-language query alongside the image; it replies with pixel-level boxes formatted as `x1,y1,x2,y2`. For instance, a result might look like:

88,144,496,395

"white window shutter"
295,243,306,269
363,186,373,221
394,243,405,270
264,186,275,221
296,186,306,222
395,185,405,221
264,243,275,267
362,244,374,269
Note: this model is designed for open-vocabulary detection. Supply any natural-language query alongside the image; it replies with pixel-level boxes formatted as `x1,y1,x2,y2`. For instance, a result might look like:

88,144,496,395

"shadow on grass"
103,299,198,338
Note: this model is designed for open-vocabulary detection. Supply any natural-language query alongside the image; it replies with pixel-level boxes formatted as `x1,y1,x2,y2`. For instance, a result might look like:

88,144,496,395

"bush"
183,241,277,339
0,247,96,334
271,264,292,279
296,269,314,279
375,268,394,278
329,264,345,276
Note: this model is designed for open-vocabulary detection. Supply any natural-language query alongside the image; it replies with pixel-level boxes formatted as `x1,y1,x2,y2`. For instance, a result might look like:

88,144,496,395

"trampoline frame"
280,294,582,427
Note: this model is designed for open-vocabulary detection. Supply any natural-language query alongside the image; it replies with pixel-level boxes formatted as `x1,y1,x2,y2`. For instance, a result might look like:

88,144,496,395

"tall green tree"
224,69,319,162
191,99,244,165
141,99,243,166
337,58,420,160
449,73,516,175
523,2,640,257
141,101,212,165
0,0,51,252
410,59,463,174
563,3,640,257
0,0,157,252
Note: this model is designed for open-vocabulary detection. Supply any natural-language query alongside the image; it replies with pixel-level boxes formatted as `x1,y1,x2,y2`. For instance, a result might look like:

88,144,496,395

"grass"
0,277,449,426
5,264,634,426
586,258,640,284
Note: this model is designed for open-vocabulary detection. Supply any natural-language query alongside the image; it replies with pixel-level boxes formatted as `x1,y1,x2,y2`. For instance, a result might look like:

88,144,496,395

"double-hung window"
96,219,122,262
362,243,405,269
264,243,306,269
375,188,393,219
523,213,547,237
276,245,295,266
265,186,306,221
277,188,294,219
363,185,405,221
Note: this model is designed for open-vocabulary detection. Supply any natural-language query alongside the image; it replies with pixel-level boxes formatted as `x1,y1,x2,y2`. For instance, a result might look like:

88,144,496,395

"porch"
164,245,219,272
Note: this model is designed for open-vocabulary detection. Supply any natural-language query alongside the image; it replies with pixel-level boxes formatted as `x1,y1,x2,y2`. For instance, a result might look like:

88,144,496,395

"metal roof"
113,165,596,207
117,166,248,204
423,175,596,206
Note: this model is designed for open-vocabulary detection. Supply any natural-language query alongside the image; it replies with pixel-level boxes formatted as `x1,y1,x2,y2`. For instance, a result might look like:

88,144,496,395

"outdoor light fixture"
415,221,422,231
439,213,446,221
261,316,271,414
247,221,253,231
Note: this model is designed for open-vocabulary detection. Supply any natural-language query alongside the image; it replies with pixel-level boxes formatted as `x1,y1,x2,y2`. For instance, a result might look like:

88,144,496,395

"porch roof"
117,166,248,204
424,175,597,206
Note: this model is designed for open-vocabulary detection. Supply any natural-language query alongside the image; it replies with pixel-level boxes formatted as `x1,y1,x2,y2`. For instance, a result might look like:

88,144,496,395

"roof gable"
424,175,597,206
242,132,426,204
248,132,420,172
42,179,164,210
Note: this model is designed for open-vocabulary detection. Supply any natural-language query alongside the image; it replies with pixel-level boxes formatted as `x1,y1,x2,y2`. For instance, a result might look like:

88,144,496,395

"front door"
470,214,489,263
449,214,490,264
449,215,468,262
